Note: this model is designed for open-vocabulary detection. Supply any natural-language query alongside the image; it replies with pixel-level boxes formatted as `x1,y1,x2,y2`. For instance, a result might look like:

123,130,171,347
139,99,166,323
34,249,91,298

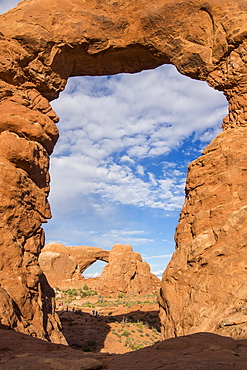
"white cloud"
105,229,145,236
120,155,135,164
145,254,173,260
151,270,164,279
101,229,154,244
83,272,101,278
49,64,227,219
136,165,145,176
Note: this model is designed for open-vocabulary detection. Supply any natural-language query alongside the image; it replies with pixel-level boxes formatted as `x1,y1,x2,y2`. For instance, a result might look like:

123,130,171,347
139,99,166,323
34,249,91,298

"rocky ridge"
0,328,247,369
40,243,160,295
0,0,247,344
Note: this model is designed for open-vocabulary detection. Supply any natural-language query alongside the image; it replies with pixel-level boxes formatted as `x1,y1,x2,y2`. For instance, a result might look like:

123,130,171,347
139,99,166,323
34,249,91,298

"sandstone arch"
40,243,160,294
0,0,247,342
39,242,109,289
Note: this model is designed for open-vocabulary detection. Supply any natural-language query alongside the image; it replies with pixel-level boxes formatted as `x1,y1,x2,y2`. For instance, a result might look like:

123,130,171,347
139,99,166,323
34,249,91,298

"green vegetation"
55,290,161,352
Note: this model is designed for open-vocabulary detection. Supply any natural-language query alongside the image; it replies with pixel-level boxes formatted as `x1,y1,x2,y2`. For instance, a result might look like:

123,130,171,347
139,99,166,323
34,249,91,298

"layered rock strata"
0,0,247,341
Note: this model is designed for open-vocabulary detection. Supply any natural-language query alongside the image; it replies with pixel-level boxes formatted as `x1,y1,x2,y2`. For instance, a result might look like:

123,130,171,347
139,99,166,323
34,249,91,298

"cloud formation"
49,65,227,217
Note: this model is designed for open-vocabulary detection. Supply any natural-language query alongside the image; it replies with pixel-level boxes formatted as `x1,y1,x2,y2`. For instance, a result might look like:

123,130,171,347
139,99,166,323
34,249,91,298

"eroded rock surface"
39,243,160,295
96,244,160,295
0,0,247,342
158,127,247,340
39,242,109,290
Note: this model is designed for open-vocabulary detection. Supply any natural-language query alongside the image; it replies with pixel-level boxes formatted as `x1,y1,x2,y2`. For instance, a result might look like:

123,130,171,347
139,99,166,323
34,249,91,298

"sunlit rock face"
39,242,110,290
0,0,247,341
93,244,161,295
158,127,247,339
39,243,160,294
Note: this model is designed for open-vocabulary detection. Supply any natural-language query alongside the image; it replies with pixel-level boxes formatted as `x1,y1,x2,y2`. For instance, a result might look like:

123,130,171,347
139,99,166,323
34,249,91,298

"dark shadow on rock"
57,308,160,352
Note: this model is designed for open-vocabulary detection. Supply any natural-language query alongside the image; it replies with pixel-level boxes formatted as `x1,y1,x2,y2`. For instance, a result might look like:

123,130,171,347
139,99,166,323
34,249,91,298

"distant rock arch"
39,243,160,294
39,242,110,288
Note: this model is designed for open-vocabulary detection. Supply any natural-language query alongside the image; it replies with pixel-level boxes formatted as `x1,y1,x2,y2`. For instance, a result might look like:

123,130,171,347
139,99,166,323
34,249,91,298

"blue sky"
1,1,228,279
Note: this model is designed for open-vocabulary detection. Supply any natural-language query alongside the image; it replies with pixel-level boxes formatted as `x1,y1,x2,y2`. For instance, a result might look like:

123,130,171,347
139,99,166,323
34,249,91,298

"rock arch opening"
1,0,247,346
44,64,227,278
83,260,107,279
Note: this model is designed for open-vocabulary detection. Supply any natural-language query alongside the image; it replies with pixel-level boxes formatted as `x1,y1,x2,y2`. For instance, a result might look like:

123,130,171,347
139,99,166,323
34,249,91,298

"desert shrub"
82,345,91,352
145,333,150,337
137,328,143,333
152,327,160,335
124,337,134,347
136,321,144,329
97,295,104,303
130,343,144,351
83,284,89,291
121,330,130,337
118,293,124,298
66,288,78,296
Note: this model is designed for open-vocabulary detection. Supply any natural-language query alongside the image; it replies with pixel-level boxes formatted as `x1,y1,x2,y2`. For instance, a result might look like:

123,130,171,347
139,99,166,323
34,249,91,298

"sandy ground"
56,293,161,354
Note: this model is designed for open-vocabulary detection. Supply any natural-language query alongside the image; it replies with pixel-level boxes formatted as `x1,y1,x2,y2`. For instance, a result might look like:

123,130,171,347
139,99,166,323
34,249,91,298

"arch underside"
0,0,247,342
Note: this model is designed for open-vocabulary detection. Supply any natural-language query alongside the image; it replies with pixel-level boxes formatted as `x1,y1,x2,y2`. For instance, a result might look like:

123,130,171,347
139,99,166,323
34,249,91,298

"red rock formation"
39,243,109,290
96,244,160,296
0,0,247,342
39,243,160,294
158,127,247,340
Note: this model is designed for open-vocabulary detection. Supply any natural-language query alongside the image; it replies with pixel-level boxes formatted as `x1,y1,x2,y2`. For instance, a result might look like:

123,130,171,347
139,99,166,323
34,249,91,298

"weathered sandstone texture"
97,244,160,295
89,244,161,295
159,127,247,339
40,243,160,294
1,0,247,341
39,242,109,290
